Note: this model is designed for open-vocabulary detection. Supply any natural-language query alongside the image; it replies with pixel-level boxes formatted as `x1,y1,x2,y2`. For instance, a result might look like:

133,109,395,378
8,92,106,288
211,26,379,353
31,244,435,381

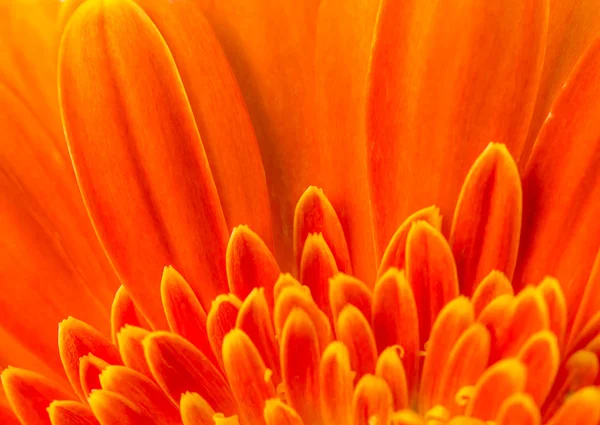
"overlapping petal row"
2,144,600,425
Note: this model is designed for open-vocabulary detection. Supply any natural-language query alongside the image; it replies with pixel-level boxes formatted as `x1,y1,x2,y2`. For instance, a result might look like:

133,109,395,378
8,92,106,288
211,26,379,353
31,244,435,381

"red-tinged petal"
390,410,425,425
329,273,372,324
99,365,181,425
236,288,280,383
180,392,215,425
376,346,409,411
58,317,122,400
567,310,600,355
545,387,600,425
59,0,229,327
450,143,522,295
144,331,236,415
524,0,600,162
116,326,153,380
537,278,567,350
465,359,527,420
419,297,474,412
264,399,305,425
496,393,540,425
352,374,393,425
48,401,99,425
516,36,600,329
569,251,600,349
227,226,280,308
274,286,332,353
294,187,352,275
207,294,242,369
0,403,20,425
299,233,339,319
372,268,419,397
436,323,491,415
88,390,151,424
161,266,217,367
280,309,321,425
335,305,378,380
516,331,559,406
129,0,273,249
223,329,276,425
471,271,514,318
110,286,149,348
1,368,75,425
79,355,108,398
366,0,547,258
319,342,353,425
377,206,442,278
273,274,302,303
406,221,460,345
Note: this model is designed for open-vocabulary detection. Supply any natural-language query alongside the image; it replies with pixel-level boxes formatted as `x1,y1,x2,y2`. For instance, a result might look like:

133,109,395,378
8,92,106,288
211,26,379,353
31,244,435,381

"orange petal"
516,36,600,328
465,359,527,420
144,331,236,415
516,331,559,406
79,355,109,398
372,268,419,397
273,274,302,303
471,271,514,318
496,393,540,425
366,0,547,257
180,392,215,425
280,309,321,425
299,233,339,319
450,143,522,295
335,305,378,380
110,285,149,348
294,187,352,275
99,365,181,424
419,297,474,412
1,367,75,425
207,294,242,369
223,329,276,425
59,0,228,327
227,226,280,308
569,250,600,349
406,221,460,344
58,317,122,401
0,395,20,425
329,273,372,324
88,390,151,424
48,401,99,425
352,374,393,425
545,387,600,425
376,346,409,411
319,342,353,425
161,266,216,367
264,399,305,425
537,278,567,350
116,326,153,380
236,288,280,384
377,206,442,278
390,410,425,425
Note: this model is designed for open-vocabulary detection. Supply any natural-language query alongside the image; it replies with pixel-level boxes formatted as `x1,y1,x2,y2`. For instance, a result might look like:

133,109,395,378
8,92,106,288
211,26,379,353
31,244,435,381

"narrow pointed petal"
180,392,215,425
329,273,372,323
516,331,559,406
496,393,540,425
516,36,600,328
227,226,280,308
294,187,352,275
471,271,514,318
280,309,321,425
161,266,217,366
377,206,442,278
335,305,378,380
88,390,151,424
59,0,229,326
79,355,109,397
406,221,460,344
545,387,600,425
420,297,474,412
569,251,600,348
116,326,153,379
352,374,393,425
58,317,122,400
465,359,527,420
366,0,547,257
299,233,339,319
48,401,99,425
264,399,305,425
99,365,181,424
144,331,236,415
372,268,419,396
319,342,353,425
376,346,409,411
273,274,302,303
223,329,276,425
207,294,242,368
1,368,75,425
537,278,567,349
110,286,149,347
450,143,522,295
236,288,280,383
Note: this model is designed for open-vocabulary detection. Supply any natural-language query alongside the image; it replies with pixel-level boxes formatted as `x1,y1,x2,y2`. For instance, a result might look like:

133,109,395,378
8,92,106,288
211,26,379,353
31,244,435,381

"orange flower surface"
2,0,600,424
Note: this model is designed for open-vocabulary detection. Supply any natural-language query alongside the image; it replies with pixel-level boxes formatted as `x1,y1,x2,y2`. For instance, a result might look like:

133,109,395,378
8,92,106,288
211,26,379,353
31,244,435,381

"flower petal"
516,331,559,406
335,305,378,381
352,374,393,425
545,387,600,425
79,355,108,398
496,393,540,425
264,399,305,425
110,286,149,348
88,390,151,424
569,251,600,349
48,401,99,425
115,326,153,380
471,271,514,318
329,273,372,324
180,392,215,425
537,278,567,350
319,342,353,425
206,294,242,369
376,347,409,411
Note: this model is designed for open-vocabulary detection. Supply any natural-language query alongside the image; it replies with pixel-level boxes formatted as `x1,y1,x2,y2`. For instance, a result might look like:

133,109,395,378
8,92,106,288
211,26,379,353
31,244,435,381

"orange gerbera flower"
2,0,600,424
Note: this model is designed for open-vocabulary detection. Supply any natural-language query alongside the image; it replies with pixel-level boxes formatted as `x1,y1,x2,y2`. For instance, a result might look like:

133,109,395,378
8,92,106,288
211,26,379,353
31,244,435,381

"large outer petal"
366,0,548,259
